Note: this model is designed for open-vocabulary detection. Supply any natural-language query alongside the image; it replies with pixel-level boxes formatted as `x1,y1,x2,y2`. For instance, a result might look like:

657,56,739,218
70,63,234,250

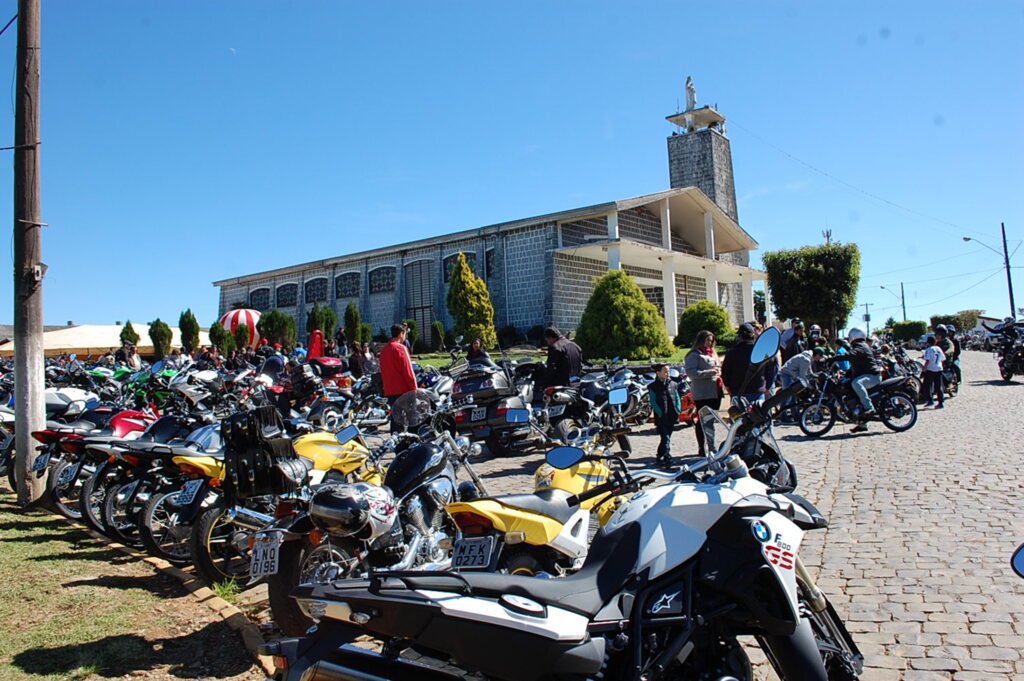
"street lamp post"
963,222,1017,320
880,283,906,322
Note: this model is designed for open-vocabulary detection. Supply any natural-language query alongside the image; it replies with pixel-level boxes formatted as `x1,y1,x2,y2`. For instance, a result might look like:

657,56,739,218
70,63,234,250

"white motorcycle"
266,327,863,681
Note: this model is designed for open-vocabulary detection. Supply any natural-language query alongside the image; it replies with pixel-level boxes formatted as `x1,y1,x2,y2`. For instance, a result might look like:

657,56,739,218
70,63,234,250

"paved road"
468,350,1024,680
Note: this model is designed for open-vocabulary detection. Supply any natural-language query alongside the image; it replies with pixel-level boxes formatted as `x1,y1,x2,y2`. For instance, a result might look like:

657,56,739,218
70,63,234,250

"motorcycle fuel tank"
383,443,448,499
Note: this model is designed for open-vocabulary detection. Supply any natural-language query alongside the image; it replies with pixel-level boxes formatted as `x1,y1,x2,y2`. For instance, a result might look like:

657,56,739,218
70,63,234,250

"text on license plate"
547,405,565,417
471,407,487,422
176,479,204,506
31,453,50,472
249,534,282,583
452,536,494,569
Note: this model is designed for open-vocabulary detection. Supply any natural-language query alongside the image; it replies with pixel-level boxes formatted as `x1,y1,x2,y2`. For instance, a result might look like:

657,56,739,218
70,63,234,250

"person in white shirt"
921,336,946,408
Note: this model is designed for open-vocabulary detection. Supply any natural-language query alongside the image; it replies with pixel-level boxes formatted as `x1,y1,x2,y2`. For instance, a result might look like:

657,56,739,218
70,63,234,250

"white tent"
0,324,211,359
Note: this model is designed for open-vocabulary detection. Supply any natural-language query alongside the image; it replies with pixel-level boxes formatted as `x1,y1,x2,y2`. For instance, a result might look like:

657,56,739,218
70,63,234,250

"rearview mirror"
503,408,530,423
455,336,464,344
750,327,781,364
335,424,359,445
546,446,585,469
1013,543,1024,579
607,388,628,406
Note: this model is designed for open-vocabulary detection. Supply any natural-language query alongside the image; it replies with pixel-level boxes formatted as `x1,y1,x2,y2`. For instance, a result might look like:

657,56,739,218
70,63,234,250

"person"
125,344,142,371
380,324,417,415
721,323,768,404
324,339,338,358
832,338,851,372
648,363,681,467
466,338,495,366
292,342,308,362
683,330,723,457
843,328,882,433
920,335,946,408
781,346,824,384
781,320,806,364
941,324,962,383
335,326,349,357
114,341,131,365
542,327,583,388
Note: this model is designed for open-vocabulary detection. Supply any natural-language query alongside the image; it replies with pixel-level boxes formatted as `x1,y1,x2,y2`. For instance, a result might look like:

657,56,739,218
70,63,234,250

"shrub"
119,321,140,346
209,321,235,354
929,314,958,331
431,320,446,351
498,325,521,348
575,270,673,360
257,309,297,349
893,320,927,343
343,304,361,345
233,322,253,351
526,325,545,345
148,318,173,359
306,303,337,339
373,327,388,343
402,319,420,351
358,323,373,344
762,242,861,335
675,300,733,348
446,252,497,348
178,309,201,353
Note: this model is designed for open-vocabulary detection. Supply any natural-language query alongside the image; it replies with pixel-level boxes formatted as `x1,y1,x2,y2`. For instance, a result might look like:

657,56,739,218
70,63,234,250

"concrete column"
706,265,720,304
607,211,619,240
661,258,678,337
741,278,754,323
764,284,774,326
660,198,671,250
607,244,621,270
704,211,715,260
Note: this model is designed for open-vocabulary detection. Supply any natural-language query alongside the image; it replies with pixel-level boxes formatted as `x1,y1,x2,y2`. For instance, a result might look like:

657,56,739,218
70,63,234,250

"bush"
343,304,361,345
306,303,338,340
257,309,297,350
498,325,522,348
929,314,958,331
209,321,235,354
358,323,373,344
446,252,497,348
120,321,140,346
575,270,673,360
373,327,388,343
675,300,733,348
178,309,201,353
148,318,173,359
526,325,545,345
893,320,927,343
402,318,420,352
234,322,254,351
431,320,446,351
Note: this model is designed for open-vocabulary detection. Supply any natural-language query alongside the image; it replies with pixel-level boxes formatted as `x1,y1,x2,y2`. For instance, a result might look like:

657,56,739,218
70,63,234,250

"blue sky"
0,1,1020,331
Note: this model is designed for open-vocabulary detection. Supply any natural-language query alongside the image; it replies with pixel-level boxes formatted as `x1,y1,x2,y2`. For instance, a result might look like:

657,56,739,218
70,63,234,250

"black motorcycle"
451,356,543,455
799,369,918,437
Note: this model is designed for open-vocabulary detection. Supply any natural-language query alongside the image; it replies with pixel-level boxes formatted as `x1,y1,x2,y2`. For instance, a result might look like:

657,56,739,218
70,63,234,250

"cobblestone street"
468,350,1024,679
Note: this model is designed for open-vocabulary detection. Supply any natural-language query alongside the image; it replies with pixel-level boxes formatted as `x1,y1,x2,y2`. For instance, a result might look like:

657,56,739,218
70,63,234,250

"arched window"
276,283,298,307
249,288,270,311
485,248,496,280
368,266,396,294
304,277,328,303
335,272,360,298
443,252,477,283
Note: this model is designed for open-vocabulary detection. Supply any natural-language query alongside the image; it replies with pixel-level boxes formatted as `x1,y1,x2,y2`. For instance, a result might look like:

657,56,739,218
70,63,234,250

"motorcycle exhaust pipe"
225,506,274,531
384,534,423,572
298,659,386,681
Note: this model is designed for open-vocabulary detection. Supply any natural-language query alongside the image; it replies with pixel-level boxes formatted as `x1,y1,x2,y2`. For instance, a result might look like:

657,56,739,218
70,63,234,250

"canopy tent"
0,324,211,359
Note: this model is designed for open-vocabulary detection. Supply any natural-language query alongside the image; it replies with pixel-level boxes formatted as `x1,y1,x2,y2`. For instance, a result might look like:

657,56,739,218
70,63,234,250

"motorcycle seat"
868,377,906,393
483,488,578,524
49,420,100,434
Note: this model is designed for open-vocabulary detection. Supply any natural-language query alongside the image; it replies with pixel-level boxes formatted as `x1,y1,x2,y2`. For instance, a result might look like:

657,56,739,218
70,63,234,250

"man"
843,328,882,433
920,335,945,409
721,323,768,404
781,320,806,364
292,342,308,362
542,327,583,388
648,363,681,467
380,323,417,413
936,325,960,383
781,346,824,384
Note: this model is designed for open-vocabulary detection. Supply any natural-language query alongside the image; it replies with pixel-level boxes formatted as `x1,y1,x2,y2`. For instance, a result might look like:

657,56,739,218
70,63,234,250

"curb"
57,515,274,676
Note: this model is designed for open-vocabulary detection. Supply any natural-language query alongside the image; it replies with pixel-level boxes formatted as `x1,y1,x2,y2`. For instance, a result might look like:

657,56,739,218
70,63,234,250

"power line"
0,15,16,39
728,117,993,239
882,266,1002,288
904,270,1003,310
860,249,988,280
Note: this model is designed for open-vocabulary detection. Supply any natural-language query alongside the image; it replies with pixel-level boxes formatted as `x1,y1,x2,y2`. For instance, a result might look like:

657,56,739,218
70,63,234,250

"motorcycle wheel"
799,403,836,438
879,394,917,432
999,361,1013,382
761,591,863,681
46,459,83,520
189,502,254,586
945,379,959,398
79,463,119,536
138,489,192,566
267,539,360,636
101,478,145,547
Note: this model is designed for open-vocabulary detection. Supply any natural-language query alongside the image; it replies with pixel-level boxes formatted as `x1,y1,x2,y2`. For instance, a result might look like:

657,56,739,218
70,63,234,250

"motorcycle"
798,368,918,437
267,328,864,681
451,354,543,456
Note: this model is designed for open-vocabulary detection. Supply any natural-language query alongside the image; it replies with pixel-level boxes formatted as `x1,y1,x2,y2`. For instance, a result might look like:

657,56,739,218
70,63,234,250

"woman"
466,338,495,366
683,330,723,457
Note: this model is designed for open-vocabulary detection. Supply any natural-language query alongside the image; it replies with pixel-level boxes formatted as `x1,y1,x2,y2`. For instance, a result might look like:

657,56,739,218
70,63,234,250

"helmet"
847,328,866,342
809,324,822,333
310,482,397,540
935,324,947,335
946,323,957,332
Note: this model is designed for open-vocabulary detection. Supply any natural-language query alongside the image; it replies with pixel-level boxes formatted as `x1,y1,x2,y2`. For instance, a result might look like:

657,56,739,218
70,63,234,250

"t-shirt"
922,346,945,372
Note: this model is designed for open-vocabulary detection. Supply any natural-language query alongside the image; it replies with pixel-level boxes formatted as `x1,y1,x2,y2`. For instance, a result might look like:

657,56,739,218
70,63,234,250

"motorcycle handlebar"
566,471,627,507
760,378,807,415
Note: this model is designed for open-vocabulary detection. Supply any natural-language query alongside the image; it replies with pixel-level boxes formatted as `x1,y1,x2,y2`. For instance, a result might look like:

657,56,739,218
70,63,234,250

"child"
921,336,946,408
648,363,681,467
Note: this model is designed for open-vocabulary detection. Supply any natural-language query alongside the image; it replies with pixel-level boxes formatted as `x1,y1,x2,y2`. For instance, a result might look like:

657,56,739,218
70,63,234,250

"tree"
359,323,373,344
178,309,201,353
230,301,249,310
762,242,861,335
209,321,235,354
892,320,927,343
575,270,673,360
446,252,497,348
431,320,446,351
955,309,984,332
306,303,323,335
753,289,766,326
258,309,297,349
674,300,733,348
120,320,140,345
234,322,253,351
929,314,958,330
402,318,422,352
319,306,338,340
148,318,173,359
884,316,897,329
343,304,361,346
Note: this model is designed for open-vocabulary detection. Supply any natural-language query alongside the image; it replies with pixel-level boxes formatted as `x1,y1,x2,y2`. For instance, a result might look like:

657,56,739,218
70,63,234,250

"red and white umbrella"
218,308,261,348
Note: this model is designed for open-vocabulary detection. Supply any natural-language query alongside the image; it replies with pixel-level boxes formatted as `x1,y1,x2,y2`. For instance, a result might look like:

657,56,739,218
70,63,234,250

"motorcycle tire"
79,462,119,536
46,459,84,520
799,403,836,438
138,489,192,566
189,501,254,586
999,361,1013,382
267,539,360,636
101,478,145,547
879,394,917,432
944,379,958,398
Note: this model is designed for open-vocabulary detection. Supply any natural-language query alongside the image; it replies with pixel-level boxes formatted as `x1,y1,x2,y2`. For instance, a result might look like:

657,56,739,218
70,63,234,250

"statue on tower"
685,76,697,111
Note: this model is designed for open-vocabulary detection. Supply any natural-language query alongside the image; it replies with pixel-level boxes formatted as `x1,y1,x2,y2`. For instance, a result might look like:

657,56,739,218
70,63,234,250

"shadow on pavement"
968,379,1017,386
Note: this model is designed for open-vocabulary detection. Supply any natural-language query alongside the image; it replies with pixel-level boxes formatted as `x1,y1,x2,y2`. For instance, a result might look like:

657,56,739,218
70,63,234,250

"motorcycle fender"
547,508,591,559
447,499,565,545
758,511,804,618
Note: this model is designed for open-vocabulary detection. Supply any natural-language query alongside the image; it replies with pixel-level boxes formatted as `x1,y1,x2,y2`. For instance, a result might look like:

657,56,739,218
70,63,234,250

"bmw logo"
751,520,771,543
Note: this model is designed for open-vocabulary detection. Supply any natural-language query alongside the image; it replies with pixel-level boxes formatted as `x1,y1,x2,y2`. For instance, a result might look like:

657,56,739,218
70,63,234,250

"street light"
880,283,906,322
963,221,1017,320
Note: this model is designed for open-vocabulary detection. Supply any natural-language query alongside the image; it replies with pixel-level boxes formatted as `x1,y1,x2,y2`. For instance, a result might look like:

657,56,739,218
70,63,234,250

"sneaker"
862,408,876,418
657,456,676,468
936,404,944,409
851,423,869,433
924,401,934,407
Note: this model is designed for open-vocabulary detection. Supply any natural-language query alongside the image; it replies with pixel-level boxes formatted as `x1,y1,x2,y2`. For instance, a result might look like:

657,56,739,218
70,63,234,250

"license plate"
175,479,204,506
31,453,50,472
452,536,495,569
548,405,565,417
58,462,81,485
249,533,282,583
471,407,487,422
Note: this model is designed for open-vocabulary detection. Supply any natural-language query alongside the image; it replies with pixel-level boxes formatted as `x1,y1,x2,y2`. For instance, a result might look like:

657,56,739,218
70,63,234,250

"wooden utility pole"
14,0,46,504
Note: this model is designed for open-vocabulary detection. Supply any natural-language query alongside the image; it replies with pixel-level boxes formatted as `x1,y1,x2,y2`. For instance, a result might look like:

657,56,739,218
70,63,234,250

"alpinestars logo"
651,591,680,614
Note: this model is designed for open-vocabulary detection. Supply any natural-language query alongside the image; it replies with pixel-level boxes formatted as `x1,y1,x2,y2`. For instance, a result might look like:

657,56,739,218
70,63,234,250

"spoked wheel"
47,459,85,520
138,489,193,566
799,403,836,438
267,539,360,636
879,394,917,432
79,462,120,536
999,361,1014,382
189,502,255,586
101,479,146,547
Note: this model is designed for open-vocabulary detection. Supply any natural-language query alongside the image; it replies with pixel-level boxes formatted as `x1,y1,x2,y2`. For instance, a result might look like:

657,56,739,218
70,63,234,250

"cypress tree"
209,321,235,354
119,320,140,345
178,309,201,353
344,303,361,345
149,318,173,359
446,252,497,348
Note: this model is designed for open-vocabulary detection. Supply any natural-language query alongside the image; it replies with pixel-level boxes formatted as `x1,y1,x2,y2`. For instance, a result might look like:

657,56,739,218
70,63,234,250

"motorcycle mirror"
1013,543,1024,579
335,424,360,445
612,357,620,364
750,327,781,364
455,335,464,344
607,388,628,406
503,408,530,423
546,446,585,469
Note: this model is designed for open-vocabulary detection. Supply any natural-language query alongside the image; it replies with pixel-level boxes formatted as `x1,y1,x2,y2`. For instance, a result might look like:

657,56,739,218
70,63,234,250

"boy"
921,336,946,408
648,363,681,467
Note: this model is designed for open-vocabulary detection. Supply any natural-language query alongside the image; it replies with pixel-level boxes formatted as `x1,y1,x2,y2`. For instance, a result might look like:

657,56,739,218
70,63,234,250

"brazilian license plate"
547,405,565,417
175,479,204,506
249,533,282,583
471,407,487,422
58,462,81,485
452,536,495,569
31,453,50,472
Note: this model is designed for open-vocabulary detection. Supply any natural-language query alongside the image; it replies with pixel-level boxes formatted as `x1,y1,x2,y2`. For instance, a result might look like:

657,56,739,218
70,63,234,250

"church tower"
666,77,739,224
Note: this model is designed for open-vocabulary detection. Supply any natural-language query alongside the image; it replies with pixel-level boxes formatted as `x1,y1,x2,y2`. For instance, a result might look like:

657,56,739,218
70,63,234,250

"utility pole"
14,0,46,505
862,303,873,336
900,282,906,322
1002,222,1017,320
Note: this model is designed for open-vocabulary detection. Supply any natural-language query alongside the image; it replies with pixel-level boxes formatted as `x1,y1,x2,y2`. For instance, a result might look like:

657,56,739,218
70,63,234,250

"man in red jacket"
380,323,416,408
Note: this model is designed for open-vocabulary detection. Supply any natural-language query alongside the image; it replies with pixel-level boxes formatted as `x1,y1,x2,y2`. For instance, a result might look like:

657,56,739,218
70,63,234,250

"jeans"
923,370,944,405
851,374,881,411
655,420,675,459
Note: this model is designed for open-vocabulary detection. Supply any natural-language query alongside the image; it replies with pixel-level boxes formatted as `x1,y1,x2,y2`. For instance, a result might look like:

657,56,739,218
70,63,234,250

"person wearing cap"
721,323,770,404
781,320,806,364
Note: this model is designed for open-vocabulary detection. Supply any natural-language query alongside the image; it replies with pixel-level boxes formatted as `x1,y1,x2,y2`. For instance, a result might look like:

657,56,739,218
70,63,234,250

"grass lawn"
0,492,261,681
413,346,726,369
